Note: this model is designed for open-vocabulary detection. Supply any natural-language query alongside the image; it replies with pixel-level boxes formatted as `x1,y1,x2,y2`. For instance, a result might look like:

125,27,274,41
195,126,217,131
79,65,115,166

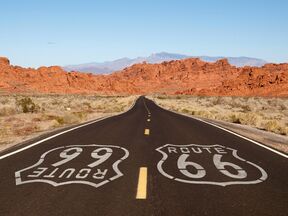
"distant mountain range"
63,52,268,74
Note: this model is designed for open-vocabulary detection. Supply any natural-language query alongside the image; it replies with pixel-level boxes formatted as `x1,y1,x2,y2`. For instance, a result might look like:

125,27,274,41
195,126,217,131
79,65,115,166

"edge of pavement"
0,97,139,160
198,117,288,154
148,97,288,159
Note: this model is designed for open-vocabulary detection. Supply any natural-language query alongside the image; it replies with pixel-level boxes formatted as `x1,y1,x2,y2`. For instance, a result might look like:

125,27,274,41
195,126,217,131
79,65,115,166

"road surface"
0,96,287,216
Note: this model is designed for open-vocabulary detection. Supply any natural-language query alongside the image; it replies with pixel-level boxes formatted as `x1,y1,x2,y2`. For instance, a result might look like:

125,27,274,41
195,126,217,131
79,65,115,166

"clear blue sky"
0,0,287,67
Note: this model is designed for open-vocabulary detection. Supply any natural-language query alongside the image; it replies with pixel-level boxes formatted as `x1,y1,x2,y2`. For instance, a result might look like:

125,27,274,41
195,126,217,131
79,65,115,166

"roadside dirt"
198,117,288,154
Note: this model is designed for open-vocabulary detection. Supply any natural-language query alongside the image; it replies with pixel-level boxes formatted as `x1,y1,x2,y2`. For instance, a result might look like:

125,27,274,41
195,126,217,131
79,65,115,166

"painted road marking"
142,97,151,115
0,99,137,160
144,129,150,135
156,144,268,186
147,119,151,122
136,167,148,199
15,145,129,188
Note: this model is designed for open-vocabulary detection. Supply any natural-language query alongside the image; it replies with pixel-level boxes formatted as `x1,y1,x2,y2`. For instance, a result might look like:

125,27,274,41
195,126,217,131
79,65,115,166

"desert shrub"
181,108,190,114
263,120,280,133
51,99,60,105
267,99,278,107
239,113,261,126
279,126,288,135
196,96,205,102
229,114,241,124
240,105,252,112
55,116,65,125
190,110,196,115
194,110,215,119
230,102,242,109
54,114,80,125
176,95,183,100
108,106,123,113
82,102,92,109
62,113,81,124
95,105,105,111
157,95,168,100
279,104,287,110
41,114,57,121
211,97,225,106
73,112,88,120
16,97,39,113
181,108,196,116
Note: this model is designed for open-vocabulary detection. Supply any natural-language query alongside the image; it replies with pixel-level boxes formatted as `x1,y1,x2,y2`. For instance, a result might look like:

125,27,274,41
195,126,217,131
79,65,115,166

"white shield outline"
156,144,268,186
15,144,129,188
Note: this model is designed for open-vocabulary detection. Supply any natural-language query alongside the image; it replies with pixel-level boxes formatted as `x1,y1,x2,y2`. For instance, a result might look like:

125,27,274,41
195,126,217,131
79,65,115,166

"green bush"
16,97,39,113
55,116,65,125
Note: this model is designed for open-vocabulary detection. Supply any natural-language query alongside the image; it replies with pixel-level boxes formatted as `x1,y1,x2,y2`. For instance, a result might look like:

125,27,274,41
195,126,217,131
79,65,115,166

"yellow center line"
144,129,150,135
136,167,148,199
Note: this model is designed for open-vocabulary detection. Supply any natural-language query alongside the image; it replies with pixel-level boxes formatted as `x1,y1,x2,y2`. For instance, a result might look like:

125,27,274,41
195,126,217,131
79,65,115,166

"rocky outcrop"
0,57,10,65
0,56,287,96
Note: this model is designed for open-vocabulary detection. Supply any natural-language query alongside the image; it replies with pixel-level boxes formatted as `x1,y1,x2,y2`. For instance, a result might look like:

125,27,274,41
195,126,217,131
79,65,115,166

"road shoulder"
198,117,288,154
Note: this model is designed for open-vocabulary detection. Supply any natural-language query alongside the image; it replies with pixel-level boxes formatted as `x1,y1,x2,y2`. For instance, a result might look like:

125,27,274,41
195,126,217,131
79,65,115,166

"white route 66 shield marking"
15,144,129,188
156,144,268,186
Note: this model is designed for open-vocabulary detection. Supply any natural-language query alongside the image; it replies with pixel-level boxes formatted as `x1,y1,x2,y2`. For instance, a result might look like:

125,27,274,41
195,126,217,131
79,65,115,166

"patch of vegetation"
55,116,65,125
0,94,137,150
263,120,280,133
151,95,288,136
16,97,39,113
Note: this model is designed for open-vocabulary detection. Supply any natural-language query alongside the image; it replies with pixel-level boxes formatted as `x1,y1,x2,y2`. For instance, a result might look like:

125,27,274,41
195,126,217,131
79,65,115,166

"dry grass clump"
0,94,136,149
150,95,288,136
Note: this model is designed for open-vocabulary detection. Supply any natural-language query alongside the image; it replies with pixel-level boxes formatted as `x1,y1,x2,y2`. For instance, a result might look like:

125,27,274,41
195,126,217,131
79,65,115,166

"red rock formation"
0,56,287,96
0,57,10,65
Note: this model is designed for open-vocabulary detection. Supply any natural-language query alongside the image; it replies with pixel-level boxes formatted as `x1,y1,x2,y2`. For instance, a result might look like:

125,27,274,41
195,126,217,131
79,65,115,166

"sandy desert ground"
0,94,136,151
1,94,287,153
149,95,288,136
148,95,288,153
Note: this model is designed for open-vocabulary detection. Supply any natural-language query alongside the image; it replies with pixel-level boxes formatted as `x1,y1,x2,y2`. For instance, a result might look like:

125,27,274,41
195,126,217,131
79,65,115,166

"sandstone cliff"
0,57,287,96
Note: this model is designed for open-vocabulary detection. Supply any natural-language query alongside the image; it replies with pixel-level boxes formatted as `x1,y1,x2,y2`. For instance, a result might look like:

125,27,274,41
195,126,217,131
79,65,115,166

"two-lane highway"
0,96,287,216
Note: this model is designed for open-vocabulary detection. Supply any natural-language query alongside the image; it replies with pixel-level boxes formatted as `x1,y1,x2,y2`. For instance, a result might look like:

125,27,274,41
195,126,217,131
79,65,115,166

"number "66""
52,147,113,167
177,154,247,179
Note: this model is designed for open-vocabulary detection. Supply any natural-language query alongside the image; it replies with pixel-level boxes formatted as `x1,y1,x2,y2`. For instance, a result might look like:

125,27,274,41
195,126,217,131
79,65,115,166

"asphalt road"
0,96,287,216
